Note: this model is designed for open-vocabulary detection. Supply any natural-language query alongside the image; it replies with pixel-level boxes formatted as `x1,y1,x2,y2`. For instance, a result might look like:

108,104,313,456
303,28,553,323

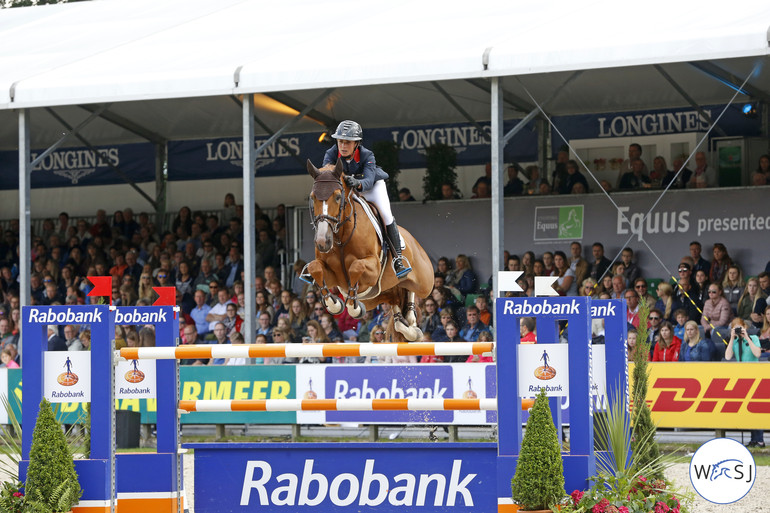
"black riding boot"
386,220,411,278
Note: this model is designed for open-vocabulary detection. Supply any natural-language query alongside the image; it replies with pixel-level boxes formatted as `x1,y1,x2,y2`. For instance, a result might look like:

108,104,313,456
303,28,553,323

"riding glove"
344,175,361,190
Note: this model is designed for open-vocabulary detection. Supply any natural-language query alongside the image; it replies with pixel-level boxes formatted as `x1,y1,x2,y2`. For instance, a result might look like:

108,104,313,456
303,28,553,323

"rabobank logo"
240,459,477,507
57,356,79,387
124,360,145,384
534,349,557,380
690,438,755,504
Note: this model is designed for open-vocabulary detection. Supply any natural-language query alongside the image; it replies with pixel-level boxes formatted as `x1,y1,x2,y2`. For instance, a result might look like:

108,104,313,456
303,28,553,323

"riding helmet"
331,120,363,141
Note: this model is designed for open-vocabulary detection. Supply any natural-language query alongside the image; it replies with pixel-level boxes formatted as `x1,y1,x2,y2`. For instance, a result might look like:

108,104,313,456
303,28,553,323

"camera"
734,327,742,336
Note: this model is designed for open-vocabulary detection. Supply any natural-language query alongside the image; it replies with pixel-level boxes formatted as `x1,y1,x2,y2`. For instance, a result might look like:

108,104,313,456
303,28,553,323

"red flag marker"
153,287,176,307
87,276,113,305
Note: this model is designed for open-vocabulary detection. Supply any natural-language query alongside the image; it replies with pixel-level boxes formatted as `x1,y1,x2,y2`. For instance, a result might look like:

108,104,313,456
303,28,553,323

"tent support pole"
242,94,257,343
654,65,727,137
228,95,305,169
490,78,504,298
18,109,31,318
28,104,110,170
253,89,334,158
432,81,490,141
44,108,157,210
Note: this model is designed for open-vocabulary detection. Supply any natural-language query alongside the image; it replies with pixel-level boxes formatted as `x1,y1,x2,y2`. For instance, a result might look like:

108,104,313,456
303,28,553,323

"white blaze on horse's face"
315,200,332,252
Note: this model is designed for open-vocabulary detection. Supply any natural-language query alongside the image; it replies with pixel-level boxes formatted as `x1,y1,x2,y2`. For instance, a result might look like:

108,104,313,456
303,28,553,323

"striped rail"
120,342,494,361
178,398,497,412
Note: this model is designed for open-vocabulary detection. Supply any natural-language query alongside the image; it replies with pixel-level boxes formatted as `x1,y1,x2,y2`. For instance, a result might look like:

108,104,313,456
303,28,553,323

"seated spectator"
709,243,733,285
721,265,744,314
437,256,457,290
757,154,770,183
503,166,524,196
459,305,489,341
702,282,734,359
580,277,598,298
626,329,638,361
475,294,493,328
694,269,710,305
610,275,625,299
466,330,495,362
649,156,668,187
686,151,714,188
672,309,688,341
598,275,613,297
226,332,253,365
432,308,456,341
300,320,330,364
553,251,576,296
525,166,544,195
652,321,681,361
440,183,461,200
419,332,444,363
442,322,467,362
622,289,640,328
275,317,300,343
654,283,682,323
542,252,556,277
633,278,656,307
419,297,441,337
726,318,761,362
751,171,767,186
398,188,416,202
737,277,766,328
618,159,651,190
222,302,243,338
520,317,537,344
288,298,309,336
678,320,712,362
453,254,478,297
319,313,343,342
1,346,19,368
558,160,589,195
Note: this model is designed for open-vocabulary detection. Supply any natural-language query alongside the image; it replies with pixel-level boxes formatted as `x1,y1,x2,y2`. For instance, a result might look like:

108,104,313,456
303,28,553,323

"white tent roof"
0,0,768,147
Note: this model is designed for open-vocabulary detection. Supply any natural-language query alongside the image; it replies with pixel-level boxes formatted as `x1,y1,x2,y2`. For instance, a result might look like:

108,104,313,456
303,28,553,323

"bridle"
309,174,357,246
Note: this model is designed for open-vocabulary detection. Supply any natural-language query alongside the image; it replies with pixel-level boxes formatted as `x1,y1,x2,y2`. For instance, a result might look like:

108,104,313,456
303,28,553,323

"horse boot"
385,220,411,279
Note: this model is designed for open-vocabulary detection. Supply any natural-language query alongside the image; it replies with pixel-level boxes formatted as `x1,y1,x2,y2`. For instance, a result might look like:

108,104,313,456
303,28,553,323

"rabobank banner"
0,142,155,190
167,120,538,180
187,442,498,513
295,364,495,425
550,104,761,152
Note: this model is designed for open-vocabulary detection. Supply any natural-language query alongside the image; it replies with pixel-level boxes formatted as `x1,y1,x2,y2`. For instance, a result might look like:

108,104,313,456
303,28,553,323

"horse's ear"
307,159,319,179
333,159,344,179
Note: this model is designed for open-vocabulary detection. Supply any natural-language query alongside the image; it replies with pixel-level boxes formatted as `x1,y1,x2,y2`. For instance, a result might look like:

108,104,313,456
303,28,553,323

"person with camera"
725,318,765,448
725,318,761,362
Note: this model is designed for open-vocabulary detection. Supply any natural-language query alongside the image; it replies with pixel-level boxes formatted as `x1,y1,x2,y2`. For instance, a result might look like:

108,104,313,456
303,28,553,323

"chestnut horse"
304,160,433,341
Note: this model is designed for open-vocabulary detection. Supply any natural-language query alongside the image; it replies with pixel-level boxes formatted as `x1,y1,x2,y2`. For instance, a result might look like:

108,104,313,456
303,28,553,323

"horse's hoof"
394,323,422,342
347,300,366,319
324,295,344,315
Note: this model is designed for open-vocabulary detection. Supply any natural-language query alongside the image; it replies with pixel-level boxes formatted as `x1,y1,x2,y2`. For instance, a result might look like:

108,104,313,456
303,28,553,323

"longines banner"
550,103,761,149
0,142,155,190
166,120,538,180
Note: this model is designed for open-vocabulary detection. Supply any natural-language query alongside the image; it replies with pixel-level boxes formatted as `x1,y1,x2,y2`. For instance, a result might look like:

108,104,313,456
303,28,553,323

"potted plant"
559,388,692,513
422,143,457,200
24,398,82,513
511,388,566,512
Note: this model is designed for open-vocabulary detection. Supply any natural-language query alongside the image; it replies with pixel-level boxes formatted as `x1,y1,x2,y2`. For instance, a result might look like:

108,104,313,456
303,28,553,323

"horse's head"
308,159,346,253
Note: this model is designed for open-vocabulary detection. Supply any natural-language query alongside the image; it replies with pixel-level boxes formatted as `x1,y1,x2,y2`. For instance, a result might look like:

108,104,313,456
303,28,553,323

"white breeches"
361,180,394,225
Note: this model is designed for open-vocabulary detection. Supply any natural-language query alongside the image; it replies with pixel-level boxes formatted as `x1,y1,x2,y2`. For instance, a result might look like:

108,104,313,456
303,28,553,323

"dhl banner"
635,363,770,429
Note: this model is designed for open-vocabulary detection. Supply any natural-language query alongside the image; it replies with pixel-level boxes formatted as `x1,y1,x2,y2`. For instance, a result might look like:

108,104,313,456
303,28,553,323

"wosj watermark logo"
689,438,756,504
533,205,583,241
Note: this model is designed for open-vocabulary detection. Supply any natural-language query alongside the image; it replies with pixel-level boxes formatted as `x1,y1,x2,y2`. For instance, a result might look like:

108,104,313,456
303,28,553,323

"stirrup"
298,263,314,285
393,256,412,279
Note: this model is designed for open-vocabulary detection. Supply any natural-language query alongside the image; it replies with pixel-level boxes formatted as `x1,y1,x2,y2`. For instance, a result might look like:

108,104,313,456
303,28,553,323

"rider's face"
337,139,357,158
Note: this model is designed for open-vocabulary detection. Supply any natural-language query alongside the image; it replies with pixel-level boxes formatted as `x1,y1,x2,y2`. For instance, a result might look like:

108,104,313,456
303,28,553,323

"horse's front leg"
307,259,344,315
345,256,380,319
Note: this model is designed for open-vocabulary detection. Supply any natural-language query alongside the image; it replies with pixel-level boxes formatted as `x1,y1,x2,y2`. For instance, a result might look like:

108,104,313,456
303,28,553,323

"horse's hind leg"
393,291,422,342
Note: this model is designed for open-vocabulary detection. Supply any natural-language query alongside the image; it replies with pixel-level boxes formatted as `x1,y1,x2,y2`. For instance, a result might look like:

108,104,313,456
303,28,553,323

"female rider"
323,120,410,278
